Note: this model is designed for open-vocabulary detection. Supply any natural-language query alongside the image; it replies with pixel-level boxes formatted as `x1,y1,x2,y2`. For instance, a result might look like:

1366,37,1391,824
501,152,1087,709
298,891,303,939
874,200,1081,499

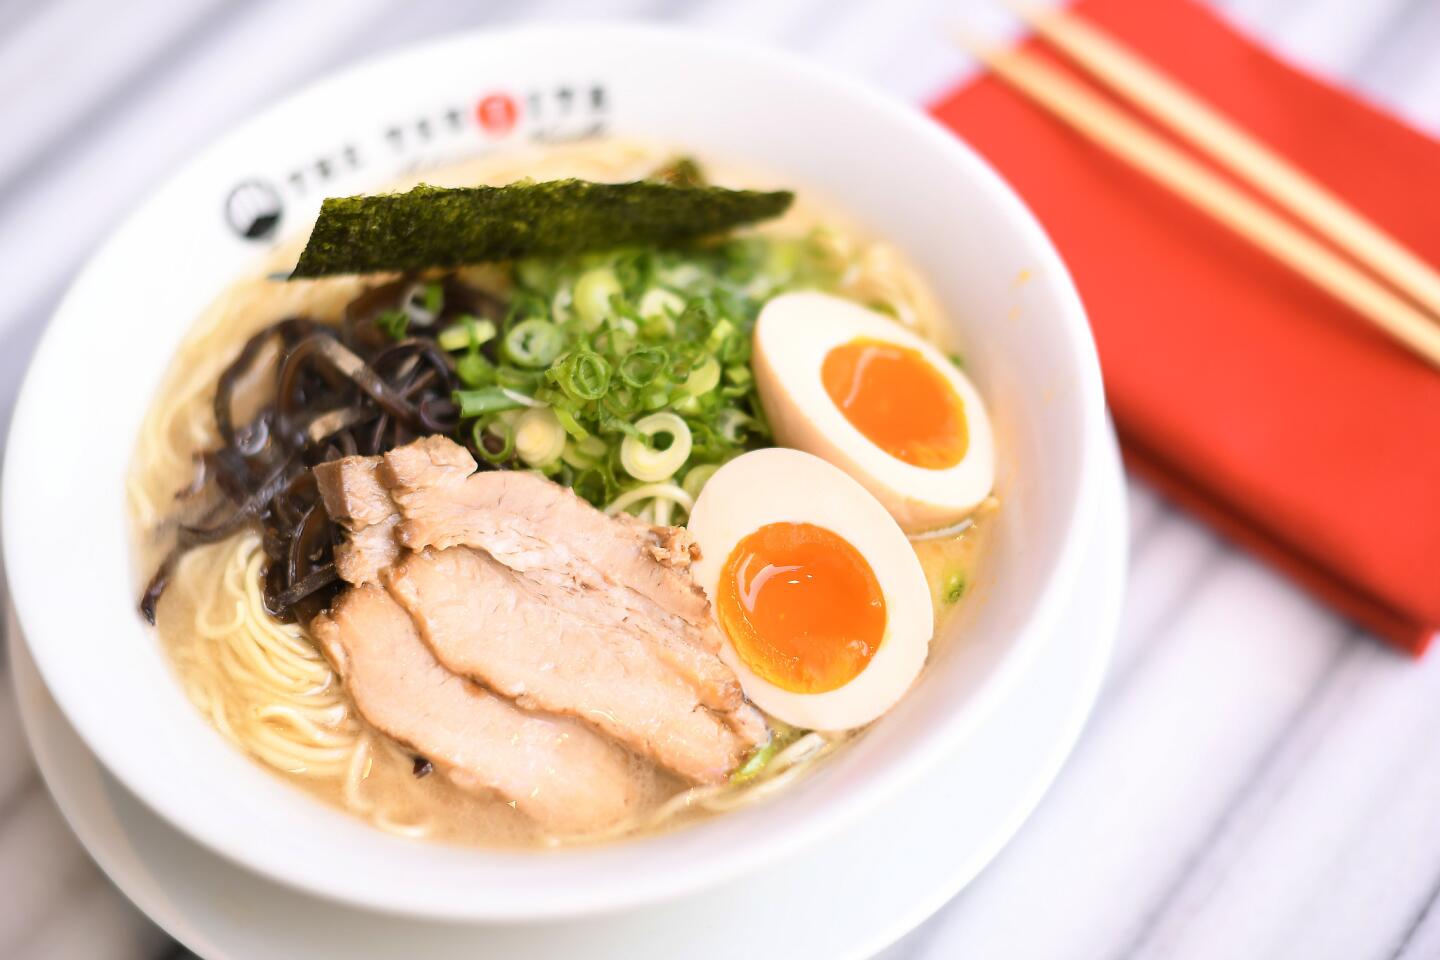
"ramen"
129,140,997,847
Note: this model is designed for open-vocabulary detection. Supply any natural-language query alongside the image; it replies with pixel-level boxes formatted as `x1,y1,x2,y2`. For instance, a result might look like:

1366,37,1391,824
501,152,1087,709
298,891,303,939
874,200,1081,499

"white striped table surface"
2,1,1439,958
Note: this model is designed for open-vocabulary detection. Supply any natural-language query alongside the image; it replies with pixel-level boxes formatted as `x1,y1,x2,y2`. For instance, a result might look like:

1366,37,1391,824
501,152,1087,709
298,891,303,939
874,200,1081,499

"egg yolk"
717,522,886,694
820,337,968,470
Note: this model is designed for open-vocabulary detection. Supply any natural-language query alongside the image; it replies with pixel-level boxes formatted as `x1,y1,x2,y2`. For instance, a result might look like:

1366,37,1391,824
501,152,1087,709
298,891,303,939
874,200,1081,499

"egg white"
753,291,995,531
687,448,933,731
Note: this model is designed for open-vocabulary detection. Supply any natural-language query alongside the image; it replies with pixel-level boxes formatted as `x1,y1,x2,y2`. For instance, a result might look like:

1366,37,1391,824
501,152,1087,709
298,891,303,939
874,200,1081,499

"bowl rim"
2,21,1107,922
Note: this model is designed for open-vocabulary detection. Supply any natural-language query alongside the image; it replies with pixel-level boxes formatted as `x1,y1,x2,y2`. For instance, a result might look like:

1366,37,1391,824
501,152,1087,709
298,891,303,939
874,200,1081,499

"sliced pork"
377,438,748,715
385,546,760,783
311,585,652,833
381,437,718,637
312,456,399,585
314,435,768,784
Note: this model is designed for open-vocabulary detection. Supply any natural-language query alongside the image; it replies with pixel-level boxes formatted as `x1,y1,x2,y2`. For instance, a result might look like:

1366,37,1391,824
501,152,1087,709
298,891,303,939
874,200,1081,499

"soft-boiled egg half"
687,448,933,731
753,291,995,531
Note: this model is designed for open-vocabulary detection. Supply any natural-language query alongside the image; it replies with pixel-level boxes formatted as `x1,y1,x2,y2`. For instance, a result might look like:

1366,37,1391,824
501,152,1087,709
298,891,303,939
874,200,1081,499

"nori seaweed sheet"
289,179,794,278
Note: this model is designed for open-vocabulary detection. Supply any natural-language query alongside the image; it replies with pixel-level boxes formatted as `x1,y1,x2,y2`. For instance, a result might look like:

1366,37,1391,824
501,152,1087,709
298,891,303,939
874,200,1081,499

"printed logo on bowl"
220,84,611,243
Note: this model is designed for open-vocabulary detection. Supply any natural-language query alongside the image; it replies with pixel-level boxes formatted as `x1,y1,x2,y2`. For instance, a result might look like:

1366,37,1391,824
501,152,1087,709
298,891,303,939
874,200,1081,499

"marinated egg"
687,448,933,731
753,291,995,531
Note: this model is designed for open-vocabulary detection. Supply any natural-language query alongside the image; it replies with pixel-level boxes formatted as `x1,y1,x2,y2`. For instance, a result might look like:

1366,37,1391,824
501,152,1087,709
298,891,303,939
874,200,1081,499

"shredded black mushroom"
140,275,508,624
412,756,434,779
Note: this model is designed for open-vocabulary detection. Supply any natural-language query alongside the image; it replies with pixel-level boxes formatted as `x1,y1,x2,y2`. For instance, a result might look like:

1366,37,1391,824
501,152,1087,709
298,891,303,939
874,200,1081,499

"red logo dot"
476,93,519,135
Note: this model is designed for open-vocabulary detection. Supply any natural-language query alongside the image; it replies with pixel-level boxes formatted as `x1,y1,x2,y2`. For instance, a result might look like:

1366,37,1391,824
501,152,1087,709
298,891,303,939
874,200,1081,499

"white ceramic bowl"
3,24,1105,923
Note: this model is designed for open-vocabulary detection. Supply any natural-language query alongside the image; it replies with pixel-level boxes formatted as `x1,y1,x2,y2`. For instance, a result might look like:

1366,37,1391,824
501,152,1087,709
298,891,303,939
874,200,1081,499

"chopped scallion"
472,418,516,464
618,346,670,388
503,318,564,369
681,355,721,396
453,386,537,417
437,316,497,352
424,281,444,316
550,349,612,401
573,267,622,331
376,308,409,341
426,227,851,510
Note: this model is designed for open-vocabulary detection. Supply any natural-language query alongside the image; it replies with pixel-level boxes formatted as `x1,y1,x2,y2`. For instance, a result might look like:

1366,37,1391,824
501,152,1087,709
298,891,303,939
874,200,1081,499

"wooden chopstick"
956,35,1440,371
1001,0,1440,324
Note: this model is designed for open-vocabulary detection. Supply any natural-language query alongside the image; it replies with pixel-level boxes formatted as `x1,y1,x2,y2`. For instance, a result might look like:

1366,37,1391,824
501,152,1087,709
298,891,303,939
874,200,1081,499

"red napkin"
930,0,1440,654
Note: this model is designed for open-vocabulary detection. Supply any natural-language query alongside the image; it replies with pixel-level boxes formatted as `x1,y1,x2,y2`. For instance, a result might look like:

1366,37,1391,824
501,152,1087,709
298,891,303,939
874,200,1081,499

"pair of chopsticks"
958,3,1440,371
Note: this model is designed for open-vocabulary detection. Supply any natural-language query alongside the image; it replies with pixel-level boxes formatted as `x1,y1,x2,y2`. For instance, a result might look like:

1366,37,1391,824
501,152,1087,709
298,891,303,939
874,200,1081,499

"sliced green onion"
730,740,779,784
455,352,493,387
763,239,802,282
705,318,736,352
550,349,611,401
573,267,622,331
604,482,694,517
716,333,749,365
619,347,670,388
401,281,441,327
641,314,676,340
514,406,567,467
944,573,967,604
715,407,753,443
552,404,589,440
603,414,644,441
730,724,809,784
495,366,543,390
367,231,832,512
668,359,694,386
621,412,693,482
472,418,515,464
593,326,636,359
660,263,706,291
453,386,539,417
561,443,592,471
680,355,721,396
681,463,720,500
437,316,497,352
376,308,409,341
503,318,564,369
561,433,607,470
572,467,611,506
602,387,640,419
515,258,550,291
612,249,655,293
550,285,573,324
638,287,685,322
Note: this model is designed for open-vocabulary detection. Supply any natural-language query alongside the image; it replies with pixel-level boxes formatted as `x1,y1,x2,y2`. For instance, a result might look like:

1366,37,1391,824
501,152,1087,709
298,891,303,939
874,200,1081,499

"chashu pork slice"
375,437,745,715
381,437,713,625
312,456,400,586
311,584,652,834
314,435,757,727
385,546,764,784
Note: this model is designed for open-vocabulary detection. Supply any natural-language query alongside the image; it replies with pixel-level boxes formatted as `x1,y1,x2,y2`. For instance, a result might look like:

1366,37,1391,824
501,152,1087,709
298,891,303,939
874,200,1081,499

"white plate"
9,433,1125,960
